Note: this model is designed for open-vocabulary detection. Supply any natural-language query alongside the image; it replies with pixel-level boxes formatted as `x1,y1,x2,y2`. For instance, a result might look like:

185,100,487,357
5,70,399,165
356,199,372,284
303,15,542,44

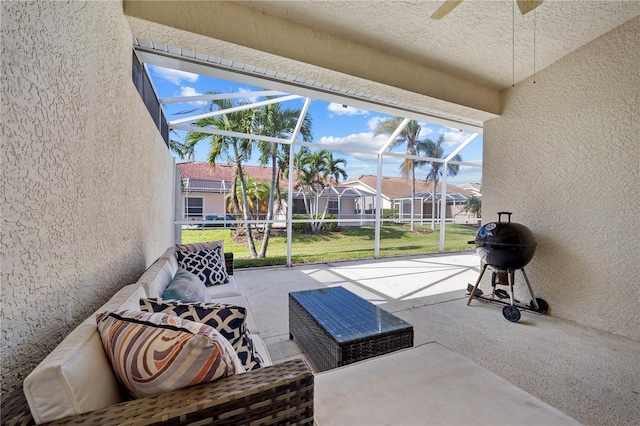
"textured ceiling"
236,0,640,90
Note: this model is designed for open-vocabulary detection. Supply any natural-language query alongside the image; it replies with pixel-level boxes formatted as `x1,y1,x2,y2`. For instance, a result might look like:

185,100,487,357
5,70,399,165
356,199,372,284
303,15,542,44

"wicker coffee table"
289,286,413,372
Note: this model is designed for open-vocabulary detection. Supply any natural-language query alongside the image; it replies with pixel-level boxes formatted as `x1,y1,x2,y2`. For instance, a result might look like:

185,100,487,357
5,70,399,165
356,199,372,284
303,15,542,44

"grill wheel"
502,305,521,322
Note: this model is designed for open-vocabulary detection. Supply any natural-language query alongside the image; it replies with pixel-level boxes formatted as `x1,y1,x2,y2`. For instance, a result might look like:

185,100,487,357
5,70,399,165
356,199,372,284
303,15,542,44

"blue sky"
148,65,483,185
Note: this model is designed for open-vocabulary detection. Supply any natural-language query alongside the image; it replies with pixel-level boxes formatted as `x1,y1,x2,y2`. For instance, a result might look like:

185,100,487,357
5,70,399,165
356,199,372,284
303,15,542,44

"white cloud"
366,116,385,131
448,166,483,185
327,102,369,116
179,86,206,106
319,132,388,150
179,86,206,105
346,163,370,171
346,152,376,163
238,87,259,103
441,130,470,146
366,118,437,139
418,125,435,138
152,65,199,85
179,86,201,97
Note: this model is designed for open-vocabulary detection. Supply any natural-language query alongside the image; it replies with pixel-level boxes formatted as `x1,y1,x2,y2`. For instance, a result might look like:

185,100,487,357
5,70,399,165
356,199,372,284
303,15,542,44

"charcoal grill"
466,212,548,322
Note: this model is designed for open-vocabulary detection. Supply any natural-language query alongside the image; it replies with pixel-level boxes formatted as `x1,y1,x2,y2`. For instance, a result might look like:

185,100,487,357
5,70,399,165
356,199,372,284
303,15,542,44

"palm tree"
462,195,482,218
417,134,462,229
226,177,271,221
169,138,194,160
375,119,422,231
292,148,347,232
184,93,259,257
319,151,348,220
255,101,312,258
293,147,322,225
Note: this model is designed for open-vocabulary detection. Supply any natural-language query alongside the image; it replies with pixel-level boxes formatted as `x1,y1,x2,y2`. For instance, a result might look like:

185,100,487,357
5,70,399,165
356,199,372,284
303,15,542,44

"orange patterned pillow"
96,309,244,398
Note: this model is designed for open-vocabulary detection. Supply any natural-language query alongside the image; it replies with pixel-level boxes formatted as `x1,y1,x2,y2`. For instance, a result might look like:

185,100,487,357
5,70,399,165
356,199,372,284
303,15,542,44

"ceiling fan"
431,0,543,20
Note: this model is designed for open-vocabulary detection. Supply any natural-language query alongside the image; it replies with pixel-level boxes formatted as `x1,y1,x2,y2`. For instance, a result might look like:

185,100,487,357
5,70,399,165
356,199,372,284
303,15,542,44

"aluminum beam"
169,94,302,125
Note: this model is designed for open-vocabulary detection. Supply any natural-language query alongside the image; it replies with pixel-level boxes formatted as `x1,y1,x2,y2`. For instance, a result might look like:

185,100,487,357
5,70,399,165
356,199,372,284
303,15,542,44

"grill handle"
497,211,512,223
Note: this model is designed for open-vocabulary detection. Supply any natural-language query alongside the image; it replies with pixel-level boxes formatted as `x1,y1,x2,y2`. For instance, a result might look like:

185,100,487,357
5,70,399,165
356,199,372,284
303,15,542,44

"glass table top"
289,286,412,344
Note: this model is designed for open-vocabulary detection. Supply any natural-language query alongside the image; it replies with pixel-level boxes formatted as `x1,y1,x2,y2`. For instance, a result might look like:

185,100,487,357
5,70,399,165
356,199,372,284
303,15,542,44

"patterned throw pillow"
176,240,225,267
163,268,212,303
140,298,263,371
175,246,229,286
96,309,244,399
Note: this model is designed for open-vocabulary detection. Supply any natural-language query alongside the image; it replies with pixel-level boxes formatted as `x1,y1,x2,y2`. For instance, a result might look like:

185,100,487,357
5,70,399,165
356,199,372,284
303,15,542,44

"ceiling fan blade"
430,0,464,20
517,0,543,15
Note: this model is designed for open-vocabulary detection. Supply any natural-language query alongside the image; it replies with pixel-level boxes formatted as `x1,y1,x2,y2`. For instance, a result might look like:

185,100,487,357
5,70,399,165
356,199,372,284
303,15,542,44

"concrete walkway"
234,252,640,426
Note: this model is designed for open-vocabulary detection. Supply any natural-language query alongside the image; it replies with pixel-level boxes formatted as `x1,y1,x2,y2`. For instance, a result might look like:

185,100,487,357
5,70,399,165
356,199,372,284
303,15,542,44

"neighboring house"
343,175,480,224
457,183,482,197
178,162,377,226
178,162,287,220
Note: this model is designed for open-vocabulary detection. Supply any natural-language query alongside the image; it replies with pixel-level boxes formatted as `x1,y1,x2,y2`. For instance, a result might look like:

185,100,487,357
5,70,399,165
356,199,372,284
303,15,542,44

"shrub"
321,213,337,231
364,209,399,219
291,213,338,233
292,215,311,233
382,209,399,219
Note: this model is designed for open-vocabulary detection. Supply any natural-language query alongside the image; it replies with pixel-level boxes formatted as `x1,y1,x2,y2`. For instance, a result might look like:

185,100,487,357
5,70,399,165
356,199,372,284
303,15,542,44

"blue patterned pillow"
140,298,263,371
163,268,211,303
175,247,229,286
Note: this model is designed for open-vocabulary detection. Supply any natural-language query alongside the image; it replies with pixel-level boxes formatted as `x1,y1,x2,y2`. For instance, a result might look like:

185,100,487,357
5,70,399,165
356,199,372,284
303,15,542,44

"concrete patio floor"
234,252,640,426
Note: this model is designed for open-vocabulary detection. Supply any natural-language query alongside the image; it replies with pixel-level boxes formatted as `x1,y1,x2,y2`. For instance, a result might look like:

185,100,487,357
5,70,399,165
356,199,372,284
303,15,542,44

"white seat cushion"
247,333,272,367
206,275,241,299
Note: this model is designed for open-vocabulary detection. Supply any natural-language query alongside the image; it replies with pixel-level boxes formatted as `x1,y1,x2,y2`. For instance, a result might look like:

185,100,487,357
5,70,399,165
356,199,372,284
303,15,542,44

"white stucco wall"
1,0,175,404
483,17,639,340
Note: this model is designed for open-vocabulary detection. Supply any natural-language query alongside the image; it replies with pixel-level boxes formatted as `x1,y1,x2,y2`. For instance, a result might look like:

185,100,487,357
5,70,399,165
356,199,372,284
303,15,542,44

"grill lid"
474,212,536,248
471,212,537,269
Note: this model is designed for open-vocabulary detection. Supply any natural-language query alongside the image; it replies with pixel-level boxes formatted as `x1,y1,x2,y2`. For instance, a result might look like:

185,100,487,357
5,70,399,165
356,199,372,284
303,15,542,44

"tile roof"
343,175,475,199
177,162,290,186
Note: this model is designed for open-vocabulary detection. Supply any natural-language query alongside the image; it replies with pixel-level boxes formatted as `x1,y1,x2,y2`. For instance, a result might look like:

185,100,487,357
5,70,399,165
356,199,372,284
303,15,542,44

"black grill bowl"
473,212,536,270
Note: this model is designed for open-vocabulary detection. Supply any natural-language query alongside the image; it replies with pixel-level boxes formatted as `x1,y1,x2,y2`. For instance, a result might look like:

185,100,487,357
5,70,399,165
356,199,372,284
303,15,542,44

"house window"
328,200,339,215
292,199,307,214
402,200,411,218
185,197,203,218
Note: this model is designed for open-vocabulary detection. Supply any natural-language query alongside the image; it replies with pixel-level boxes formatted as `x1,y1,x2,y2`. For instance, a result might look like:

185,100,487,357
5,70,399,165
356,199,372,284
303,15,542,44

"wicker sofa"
15,247,314,425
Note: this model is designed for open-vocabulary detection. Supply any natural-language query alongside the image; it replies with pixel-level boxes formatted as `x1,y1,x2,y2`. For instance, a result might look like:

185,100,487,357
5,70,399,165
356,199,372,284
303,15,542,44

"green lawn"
182,224,478,268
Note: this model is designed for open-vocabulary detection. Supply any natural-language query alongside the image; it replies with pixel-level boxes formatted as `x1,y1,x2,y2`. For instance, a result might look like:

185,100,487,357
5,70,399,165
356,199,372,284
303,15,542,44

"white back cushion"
159,247,178,270
24,284,144,423
138,257,178,298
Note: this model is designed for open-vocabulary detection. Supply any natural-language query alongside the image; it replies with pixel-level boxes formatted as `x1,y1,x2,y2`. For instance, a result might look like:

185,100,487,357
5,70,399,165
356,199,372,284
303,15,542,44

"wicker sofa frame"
7,359,313,425
6,252,314,426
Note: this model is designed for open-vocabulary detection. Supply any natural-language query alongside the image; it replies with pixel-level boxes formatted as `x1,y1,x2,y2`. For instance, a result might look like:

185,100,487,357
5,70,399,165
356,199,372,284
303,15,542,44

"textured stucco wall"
1,0,175,404
483,17,639,340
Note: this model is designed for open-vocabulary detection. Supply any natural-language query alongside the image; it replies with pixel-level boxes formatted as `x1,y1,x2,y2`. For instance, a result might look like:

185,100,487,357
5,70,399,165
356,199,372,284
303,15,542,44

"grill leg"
520,268,540,310
467,263,488,305
508,269,516,306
